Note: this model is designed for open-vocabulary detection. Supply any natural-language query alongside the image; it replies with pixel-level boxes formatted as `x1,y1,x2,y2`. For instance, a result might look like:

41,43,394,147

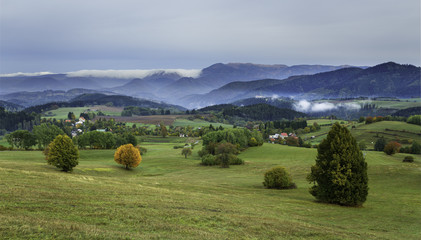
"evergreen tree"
307,123,368,206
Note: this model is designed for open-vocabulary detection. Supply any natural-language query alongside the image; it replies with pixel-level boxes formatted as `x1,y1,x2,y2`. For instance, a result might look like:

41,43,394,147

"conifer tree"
307,123,368,206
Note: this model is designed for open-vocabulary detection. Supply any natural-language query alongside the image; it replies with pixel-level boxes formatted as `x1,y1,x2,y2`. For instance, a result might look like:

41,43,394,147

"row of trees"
5,122,138,150
45,134,143,172
199,128,264,167
0,107,41,132
121,106,171,116
374,137,420,155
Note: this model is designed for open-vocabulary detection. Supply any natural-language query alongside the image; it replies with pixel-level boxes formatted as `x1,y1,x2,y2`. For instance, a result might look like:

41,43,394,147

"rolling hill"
182,62,420,108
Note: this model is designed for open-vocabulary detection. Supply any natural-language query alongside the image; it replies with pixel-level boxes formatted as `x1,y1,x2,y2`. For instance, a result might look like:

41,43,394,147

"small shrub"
137,146,147,155
263,166,296,189
248,137,258,147
201,154,219,166
403,156,414,163
173,145,184,149
229,155,244,165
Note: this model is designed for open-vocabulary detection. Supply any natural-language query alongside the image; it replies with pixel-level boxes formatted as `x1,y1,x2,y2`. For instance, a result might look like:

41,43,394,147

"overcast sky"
0,0,419,74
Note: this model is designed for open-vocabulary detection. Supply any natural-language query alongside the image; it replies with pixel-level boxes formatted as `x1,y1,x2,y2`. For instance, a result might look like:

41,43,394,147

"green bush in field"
307,123,368,207
201,154,218,166
403,156,414,163
46,135,79,172
263,166,296,189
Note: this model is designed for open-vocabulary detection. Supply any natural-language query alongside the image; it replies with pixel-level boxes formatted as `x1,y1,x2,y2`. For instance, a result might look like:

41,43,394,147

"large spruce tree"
307,123,368,206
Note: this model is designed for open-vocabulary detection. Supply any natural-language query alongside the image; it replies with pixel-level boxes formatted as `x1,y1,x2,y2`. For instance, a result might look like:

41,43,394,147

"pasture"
42,106,123,119
1,142,420,239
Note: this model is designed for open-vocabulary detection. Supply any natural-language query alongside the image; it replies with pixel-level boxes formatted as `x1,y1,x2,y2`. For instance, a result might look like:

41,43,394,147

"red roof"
281,133,288,137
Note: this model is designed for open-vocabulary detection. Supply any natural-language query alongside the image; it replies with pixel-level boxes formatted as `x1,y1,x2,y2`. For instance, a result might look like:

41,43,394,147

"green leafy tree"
181,147,192,158
46,135,79,172
160,122,168,138
384,141,401,155
307,123,368,207
67,112,76,120
215,142,241,168
6,130,37,150
411,141,421,154
374,137,387,151
33,123,65,149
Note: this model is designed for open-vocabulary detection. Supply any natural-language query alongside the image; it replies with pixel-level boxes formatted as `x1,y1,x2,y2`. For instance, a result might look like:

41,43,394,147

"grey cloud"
0,0,419,74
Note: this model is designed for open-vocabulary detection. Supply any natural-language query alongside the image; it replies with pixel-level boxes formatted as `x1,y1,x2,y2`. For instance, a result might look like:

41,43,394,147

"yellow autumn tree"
114,144,142,169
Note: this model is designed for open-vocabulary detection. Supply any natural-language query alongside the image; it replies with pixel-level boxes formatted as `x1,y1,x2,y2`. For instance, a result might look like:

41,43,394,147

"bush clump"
201,154,218,166
263,166,296,189
403,156,414,163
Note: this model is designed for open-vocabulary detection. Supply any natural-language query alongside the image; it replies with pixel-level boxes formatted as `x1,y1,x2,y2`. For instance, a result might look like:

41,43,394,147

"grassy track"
0,143,420,239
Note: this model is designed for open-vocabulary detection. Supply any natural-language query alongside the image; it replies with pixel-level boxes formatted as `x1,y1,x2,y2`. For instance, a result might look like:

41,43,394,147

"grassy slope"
351,121,421,149
357,99,421,110
173,119,233,129
301,121,421,148
1,143,420,239
42,106,123,119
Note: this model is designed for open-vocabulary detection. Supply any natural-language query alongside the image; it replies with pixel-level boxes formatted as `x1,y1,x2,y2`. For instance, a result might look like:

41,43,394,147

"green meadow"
1,142,420,239
42,106,123,119
172,119,233,129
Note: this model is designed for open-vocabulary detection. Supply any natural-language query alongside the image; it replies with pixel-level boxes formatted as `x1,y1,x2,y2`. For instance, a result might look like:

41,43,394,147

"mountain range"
0,62,419,109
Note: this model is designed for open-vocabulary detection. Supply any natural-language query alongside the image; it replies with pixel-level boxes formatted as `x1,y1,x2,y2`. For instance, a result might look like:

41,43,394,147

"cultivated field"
1,143,420,239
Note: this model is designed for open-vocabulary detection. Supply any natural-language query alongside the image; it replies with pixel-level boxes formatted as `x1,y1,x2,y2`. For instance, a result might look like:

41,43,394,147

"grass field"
173,119,233,129
42,106,124,119
351,121,421,149
300,121,421,148
1,142,420,239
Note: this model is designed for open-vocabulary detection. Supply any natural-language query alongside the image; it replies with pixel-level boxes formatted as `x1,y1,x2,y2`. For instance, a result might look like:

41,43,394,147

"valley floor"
0,143,420,239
